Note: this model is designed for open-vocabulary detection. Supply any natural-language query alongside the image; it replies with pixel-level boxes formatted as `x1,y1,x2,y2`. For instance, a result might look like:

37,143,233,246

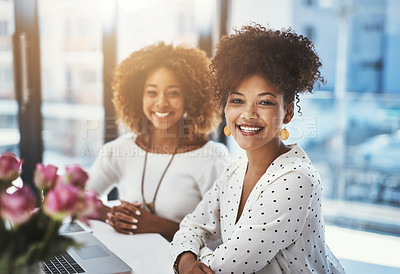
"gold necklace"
140,142,178,214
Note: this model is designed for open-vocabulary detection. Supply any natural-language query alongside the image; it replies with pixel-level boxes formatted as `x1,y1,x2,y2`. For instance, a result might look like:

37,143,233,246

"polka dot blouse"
171,144,346,274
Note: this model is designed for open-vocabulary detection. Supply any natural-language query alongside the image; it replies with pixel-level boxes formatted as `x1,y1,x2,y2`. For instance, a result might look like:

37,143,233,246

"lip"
236,123,265,136
153,111,173,119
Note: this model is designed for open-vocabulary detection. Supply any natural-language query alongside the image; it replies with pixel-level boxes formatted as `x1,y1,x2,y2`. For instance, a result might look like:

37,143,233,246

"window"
35,0,214,168
0,20,11,50
0,0,19,155
117,0,208,61
38,0,104,168
230,0,400,236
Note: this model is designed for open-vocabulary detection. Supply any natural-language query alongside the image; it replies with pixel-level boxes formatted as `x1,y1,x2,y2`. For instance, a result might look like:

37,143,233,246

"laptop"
41,221,132,274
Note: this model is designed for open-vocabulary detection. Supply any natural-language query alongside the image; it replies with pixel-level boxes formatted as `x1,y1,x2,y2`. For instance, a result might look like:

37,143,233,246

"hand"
105,200,157,235
93,202,111,222
178,252,215,274
105,200,140,234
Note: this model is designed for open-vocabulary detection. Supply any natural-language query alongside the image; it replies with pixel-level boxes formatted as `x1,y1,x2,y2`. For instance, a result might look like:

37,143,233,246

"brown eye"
145,90,157,96
168,90,181,97
259,100,274,106
230,98,243,104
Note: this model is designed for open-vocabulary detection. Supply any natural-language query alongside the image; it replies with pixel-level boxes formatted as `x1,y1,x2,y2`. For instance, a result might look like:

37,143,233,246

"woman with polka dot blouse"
171,24,346,274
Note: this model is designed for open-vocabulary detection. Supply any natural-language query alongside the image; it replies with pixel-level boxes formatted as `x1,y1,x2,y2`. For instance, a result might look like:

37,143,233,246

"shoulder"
267,144,321,187
256,145,320,185
271,144,314,171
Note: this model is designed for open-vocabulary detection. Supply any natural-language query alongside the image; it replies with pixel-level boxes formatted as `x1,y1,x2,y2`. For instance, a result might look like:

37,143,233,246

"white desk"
89,220,174,274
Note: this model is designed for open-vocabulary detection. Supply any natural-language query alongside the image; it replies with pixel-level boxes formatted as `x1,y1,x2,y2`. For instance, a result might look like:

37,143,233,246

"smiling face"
224,74,294,152
142,67,185,134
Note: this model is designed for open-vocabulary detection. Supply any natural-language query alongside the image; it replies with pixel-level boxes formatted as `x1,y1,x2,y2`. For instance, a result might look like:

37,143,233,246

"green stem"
0,217,6,254
40,189,44,204
36,216,59,261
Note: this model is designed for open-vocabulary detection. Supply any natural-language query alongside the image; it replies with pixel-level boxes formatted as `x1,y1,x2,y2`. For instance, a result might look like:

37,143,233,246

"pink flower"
0,185,36,225
43,183,79,221
74,190,102,223
58,165,89,190
34,163,59,192
0,152,23,187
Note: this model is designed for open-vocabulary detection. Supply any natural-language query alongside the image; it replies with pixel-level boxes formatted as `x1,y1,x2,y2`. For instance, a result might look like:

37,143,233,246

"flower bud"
0,152,23,188
43,183,79,221
0,185,36,225
75,190,102,223
34,163,59,192
58,165,89,190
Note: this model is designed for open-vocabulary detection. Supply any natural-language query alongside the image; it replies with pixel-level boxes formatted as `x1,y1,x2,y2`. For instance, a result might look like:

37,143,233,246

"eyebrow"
230,91,277,98
144,84,181,89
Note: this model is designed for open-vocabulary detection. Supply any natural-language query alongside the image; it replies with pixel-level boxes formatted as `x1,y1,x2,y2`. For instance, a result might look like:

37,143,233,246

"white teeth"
155,112,169,117
239,125,263,132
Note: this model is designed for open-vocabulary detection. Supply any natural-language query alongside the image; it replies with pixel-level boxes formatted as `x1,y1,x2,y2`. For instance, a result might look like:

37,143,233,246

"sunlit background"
0,0,399,272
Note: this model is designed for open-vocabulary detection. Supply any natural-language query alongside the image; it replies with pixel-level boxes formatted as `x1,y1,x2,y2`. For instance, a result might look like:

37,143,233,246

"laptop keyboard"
41,253,85,273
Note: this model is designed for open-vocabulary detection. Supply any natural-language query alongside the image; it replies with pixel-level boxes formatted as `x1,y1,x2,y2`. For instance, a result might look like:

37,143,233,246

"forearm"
153,215,180,242
96,203,111,221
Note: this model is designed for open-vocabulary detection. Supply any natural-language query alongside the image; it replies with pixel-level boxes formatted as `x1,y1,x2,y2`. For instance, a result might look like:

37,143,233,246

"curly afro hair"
113,42,220,140
210,23,325,112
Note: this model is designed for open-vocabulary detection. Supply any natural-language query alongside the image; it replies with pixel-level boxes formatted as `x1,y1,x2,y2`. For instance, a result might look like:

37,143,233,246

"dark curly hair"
210,24,325,113
113,42,220,140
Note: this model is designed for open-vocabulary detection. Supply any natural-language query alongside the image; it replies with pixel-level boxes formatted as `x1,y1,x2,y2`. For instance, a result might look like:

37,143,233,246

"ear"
283,101,294,124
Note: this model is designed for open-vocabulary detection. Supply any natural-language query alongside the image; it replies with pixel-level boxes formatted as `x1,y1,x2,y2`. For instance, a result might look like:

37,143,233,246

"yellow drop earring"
280,125,289,140
224,125,231,136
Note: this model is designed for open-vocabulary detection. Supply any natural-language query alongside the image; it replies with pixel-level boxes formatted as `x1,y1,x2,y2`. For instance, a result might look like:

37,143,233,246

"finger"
112,205,132,216
132,201,143,207
105,218,115,227
111,204,122,211
114,211,138,223
108,211,137,228
107,213,130,228
118,201,141,216
106,212,118,222
120,200,141,214
107,217,137,232
113,220,138,231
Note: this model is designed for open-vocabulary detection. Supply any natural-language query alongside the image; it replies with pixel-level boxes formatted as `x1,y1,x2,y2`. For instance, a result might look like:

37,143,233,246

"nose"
156,92,169,108
240,103,258,120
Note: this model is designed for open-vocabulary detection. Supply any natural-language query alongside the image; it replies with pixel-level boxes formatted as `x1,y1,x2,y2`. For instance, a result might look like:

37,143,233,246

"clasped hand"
105,200,156,235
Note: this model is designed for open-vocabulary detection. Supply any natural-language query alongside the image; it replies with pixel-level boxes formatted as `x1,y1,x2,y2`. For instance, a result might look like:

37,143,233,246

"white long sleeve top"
86,133,229,223
171,144,345,273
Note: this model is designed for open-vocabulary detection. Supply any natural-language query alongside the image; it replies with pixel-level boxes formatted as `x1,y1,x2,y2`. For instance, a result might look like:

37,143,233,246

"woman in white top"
171,24,346,273
86,42,228,241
